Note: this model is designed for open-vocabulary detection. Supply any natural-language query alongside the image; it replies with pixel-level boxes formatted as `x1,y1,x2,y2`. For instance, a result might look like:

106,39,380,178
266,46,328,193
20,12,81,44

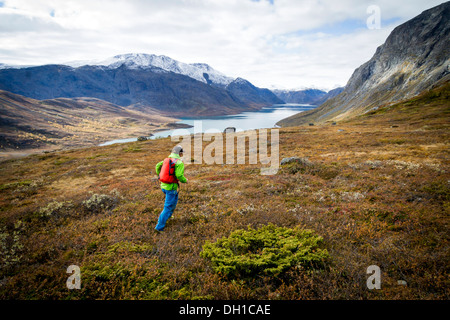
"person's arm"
155,161,163,175
175,161,187,183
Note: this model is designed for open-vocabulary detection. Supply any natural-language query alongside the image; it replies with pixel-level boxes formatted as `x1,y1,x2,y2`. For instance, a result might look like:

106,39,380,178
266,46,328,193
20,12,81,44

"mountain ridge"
273,88,327,105
65,53,235,88
0,53,283,117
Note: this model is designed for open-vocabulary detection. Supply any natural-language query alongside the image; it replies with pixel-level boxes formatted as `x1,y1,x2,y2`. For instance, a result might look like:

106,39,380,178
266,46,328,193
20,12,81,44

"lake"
99,104,316,146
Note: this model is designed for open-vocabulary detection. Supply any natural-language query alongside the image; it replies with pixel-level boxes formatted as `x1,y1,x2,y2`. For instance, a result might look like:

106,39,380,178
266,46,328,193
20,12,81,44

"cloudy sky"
0,0,445,90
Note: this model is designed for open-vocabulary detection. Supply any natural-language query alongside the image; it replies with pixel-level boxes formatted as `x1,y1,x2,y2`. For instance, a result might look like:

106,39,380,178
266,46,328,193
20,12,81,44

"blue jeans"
155,189,179,231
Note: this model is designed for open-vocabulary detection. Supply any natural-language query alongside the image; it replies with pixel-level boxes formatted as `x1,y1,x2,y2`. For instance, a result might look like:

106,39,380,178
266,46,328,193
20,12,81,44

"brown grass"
0,84,449,300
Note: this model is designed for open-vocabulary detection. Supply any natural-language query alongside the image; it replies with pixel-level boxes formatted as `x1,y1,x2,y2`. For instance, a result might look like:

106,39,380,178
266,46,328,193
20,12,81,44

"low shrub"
38,200,73,218
0,180,33,191
0,221,24,273
83,193,118,213
280,157,313,175
122,144,142,153
201,224,329,278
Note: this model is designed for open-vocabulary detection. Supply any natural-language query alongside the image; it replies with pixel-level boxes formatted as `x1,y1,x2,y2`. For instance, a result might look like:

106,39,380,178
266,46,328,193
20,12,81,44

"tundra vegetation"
0,83,448,299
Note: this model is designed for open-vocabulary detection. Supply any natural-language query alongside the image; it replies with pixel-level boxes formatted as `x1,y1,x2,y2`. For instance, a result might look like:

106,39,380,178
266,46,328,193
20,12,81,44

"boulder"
223,127,236,133
280,157,313,166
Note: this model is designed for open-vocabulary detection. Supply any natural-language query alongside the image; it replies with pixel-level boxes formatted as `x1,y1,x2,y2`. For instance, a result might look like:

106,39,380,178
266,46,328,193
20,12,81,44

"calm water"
99,104,316,146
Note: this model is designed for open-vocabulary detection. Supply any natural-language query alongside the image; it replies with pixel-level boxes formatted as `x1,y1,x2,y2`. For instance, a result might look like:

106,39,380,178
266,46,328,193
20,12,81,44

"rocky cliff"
277,2,450,127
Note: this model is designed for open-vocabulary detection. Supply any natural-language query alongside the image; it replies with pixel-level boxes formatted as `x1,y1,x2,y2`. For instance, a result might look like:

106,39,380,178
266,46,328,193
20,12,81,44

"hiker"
154,145,188,231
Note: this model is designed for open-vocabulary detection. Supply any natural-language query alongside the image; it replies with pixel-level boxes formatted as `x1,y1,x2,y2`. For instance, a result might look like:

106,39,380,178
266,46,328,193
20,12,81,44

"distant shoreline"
0,103,313,161
0,121,193,162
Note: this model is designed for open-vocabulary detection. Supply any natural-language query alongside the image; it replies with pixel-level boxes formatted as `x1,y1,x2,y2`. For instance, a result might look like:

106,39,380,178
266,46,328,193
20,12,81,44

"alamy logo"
170,121,279,175
366,265,381,289
66,265,81,290
367,5,381,30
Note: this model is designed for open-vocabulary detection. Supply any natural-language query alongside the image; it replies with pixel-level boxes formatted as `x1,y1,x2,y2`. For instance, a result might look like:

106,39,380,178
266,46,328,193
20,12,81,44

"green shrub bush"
201,224,329,278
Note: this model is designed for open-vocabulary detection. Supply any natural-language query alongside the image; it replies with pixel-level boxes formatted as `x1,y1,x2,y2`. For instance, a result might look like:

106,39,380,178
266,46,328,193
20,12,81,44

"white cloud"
0,0,446,90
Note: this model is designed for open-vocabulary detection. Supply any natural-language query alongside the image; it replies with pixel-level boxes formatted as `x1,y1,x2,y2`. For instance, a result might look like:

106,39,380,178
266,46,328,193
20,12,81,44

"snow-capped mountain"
0,63,34,69
66,53,234,87
0,53,283,117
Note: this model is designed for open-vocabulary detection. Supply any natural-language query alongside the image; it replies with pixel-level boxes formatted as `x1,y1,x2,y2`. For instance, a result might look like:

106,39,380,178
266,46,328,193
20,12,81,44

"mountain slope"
0,81,448,300
0,90,180,152
0,53,282,117
225,78,284,107
277,2,450,127
272,89,327,104
0,64,253,117
311,87,344,106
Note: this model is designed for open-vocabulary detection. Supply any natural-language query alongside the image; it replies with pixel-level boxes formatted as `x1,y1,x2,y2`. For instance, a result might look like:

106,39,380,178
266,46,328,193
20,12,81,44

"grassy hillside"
0,90,187,160
0,84,448,299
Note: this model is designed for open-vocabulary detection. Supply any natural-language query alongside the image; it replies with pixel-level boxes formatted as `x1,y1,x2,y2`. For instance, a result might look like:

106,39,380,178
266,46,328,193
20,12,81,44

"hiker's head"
172,145,184,156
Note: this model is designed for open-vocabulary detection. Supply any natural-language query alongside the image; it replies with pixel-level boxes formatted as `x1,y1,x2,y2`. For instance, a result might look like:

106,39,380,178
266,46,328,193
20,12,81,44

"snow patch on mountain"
66,53,234,87
231,77,252,85
0,63,35,69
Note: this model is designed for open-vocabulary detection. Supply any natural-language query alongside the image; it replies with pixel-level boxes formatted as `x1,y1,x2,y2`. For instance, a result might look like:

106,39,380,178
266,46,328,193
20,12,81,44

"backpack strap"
169,158,178,176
